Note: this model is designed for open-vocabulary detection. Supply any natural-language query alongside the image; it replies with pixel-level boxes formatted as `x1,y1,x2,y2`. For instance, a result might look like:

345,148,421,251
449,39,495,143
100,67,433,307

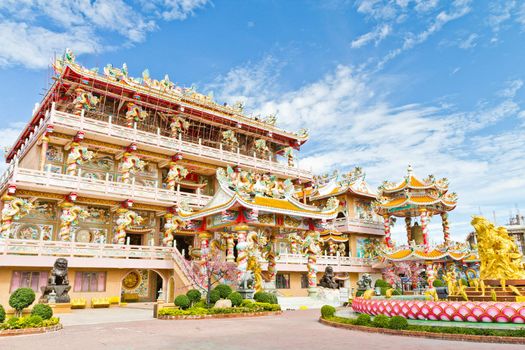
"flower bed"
0,316,62,337
352,297,525,323
158,302,281,320
319,309,525,345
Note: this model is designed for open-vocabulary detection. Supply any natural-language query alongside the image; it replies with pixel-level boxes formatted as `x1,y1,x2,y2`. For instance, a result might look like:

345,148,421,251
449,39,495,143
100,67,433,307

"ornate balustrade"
1,164,211,207
276,253,373,267
49,107,312,180
0,238,175,260
334,216,384,235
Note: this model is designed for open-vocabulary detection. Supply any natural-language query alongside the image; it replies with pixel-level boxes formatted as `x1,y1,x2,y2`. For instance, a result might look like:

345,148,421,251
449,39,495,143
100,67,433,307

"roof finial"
407,164,413,176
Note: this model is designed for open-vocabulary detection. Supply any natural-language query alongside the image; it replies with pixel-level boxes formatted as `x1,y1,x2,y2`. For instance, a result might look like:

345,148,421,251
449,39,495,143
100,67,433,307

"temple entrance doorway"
174,234,193,259
126,233,142,246
120,269,165,303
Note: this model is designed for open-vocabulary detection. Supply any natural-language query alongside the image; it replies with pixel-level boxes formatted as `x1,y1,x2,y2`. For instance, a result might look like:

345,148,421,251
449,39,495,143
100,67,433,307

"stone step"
448,296,518,302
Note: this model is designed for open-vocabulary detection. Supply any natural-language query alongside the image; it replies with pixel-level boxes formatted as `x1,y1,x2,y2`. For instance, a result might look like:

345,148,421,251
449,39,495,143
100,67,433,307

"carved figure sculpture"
166,163,188,191
120,153,146,184
65,143,93,176
319,266,339,289
357,273,373,291
222,130,239,150
163,213,183,247
125,102,148,128
40,258,71,303
282,147,294,167
1,196,34,238
115,209,143,244
59,203,90,242
287,232,301,254
472,216,525,280
302,230,321,289
254,139,270,158
169,114,190,137
73,88,99,116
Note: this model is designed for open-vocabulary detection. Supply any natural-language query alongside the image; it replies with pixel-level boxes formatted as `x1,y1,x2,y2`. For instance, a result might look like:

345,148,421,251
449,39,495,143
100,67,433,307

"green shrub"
373,314,390,328
321,305,336,318
227,292,243,307
355,313,371,326
9,288,35,315
27,315,43,327
374,279,391,288
174,295,191,310
356,290,364,297
193,300,208,309
241,299,255,308
209,290,221,304
186,289,202,305
432,279,445,288
389,316,408,330
6,317,20,329
253,292,278,304
392,289,402,296
31,303,53,320
0,304,5,323
214,284,232,299
380,287,390,295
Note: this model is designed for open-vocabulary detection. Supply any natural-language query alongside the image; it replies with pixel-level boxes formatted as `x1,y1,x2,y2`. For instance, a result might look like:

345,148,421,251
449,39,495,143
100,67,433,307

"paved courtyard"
1,309,523,350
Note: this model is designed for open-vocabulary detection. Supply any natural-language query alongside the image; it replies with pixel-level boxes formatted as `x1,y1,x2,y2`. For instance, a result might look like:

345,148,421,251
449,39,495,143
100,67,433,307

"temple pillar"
236,231,248,273
405,217,412,243
266,232,277,284
39,127,53,171
383,215,393,248
420,209,429,252
441,212,450,245
162,213,176,247
224,233,235,262
304,230,321,297
58,202,74,242
115,208,129,245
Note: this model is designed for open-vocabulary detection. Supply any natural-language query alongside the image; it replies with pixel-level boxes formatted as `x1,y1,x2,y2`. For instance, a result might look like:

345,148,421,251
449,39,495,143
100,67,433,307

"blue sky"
0,0,524,242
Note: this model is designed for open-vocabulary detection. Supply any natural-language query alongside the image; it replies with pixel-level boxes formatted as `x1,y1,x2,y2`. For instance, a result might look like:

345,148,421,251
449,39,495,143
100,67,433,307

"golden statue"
472,216,525,280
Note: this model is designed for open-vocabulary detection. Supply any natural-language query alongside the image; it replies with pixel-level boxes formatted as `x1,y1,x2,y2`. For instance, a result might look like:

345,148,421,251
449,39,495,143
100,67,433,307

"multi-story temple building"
0,50,383,306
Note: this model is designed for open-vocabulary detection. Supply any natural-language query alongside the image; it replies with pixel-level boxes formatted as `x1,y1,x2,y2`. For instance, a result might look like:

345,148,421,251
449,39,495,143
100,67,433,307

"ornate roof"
381,242,472,261
53,49,308,143
320,229,348,243
374,165,457,217
178,166,339,222
309,167,377,200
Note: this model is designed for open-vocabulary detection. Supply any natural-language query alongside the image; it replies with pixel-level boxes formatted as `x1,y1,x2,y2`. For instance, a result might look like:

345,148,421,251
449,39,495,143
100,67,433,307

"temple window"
10,271,48,293
74,272,107,292
276,273,290,289
300,274,309,289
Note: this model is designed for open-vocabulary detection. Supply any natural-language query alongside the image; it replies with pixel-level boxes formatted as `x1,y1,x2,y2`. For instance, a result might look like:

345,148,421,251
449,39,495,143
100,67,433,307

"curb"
0,324,63,337
158,311,282,320
319,318,525,345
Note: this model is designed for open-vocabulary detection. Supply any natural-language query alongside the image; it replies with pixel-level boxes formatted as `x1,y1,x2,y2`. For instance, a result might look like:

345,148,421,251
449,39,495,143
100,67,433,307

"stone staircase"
448,279,525,302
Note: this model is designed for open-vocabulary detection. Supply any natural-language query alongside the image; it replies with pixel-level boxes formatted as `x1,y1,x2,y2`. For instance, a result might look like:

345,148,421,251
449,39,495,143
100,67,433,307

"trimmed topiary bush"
253,291,279,304
186,289,202,305
389,315,408,330
0,304,5,323
372,314,390,328
374,279,391,288
31,303,53,320
9,288,36,316
209,290,221,304
321,305,336,318
433,279,445,288
227,292,243,307
355,313,371,326
174,295,191,310
27,315,43,327
193,300,208,309
214,284,232,299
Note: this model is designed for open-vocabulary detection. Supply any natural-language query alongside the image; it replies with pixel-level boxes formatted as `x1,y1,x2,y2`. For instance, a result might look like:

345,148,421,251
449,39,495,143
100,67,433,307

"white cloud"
458,33,478,49
0,0,209,69
498,79,523,98
351,24,392,48
208,57,524,240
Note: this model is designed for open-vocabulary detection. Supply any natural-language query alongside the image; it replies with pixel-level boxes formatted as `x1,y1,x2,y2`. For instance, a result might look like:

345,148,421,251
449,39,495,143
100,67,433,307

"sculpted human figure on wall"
1,196,34,239
59,203,90,242
65,143,93,176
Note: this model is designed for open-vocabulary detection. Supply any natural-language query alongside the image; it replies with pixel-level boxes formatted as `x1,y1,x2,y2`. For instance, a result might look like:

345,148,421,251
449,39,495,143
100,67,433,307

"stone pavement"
58,303,154,326
1,309,523,350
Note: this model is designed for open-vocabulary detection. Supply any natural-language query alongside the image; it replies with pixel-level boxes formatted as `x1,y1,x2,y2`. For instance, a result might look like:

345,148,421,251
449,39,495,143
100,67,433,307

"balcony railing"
276,253,373,267
0,238,175,260
1,164,211,208
334,216,384,235
49,106,312,180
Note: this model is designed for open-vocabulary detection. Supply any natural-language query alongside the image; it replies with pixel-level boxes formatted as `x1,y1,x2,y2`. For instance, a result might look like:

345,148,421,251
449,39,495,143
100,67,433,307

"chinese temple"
0,50,384,309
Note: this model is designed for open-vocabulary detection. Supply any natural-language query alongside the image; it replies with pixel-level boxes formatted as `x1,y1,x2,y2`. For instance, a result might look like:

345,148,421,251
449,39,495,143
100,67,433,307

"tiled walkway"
1,309,522,350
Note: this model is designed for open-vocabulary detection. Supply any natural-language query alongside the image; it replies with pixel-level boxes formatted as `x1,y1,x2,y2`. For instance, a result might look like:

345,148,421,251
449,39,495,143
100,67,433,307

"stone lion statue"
49,258,69,286
318,266,339,289
357,273,372,291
